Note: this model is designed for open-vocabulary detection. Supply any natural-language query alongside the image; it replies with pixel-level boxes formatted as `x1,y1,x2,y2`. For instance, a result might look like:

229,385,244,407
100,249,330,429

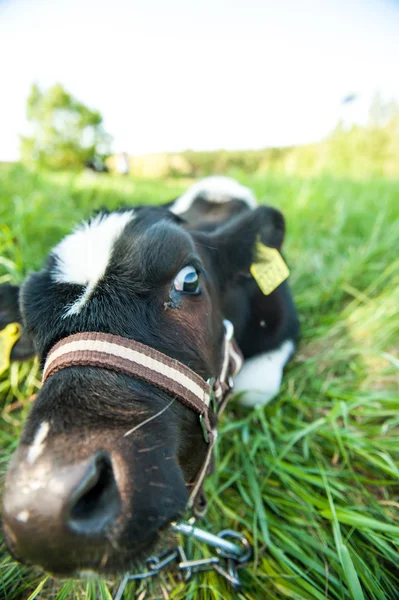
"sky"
0,0,399,160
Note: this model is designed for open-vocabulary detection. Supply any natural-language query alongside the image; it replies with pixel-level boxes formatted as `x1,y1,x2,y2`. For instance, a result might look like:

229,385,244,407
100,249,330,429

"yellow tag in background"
0,322,21,376
250,242,290,295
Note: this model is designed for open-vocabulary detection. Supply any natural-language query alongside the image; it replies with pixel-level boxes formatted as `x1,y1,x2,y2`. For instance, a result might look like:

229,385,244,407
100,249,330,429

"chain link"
114,523,252,600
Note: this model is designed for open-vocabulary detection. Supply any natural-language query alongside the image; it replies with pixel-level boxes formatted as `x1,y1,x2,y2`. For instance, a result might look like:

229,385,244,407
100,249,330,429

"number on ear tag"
0,323,21,376
250,242,290,295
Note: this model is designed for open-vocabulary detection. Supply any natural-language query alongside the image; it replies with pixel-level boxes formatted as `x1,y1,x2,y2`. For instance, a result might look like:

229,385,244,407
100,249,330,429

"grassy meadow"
0,163,399,599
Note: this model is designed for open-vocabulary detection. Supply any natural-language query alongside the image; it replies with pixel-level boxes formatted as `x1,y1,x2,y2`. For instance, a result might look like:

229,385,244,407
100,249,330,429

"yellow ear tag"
0,322,21,376
250,242,290,295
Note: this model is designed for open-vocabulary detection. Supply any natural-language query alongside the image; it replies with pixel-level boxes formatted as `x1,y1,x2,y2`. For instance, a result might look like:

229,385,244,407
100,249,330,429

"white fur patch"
27,421,50,465
234,340,295,407
170,176,257,215
52,211,134,317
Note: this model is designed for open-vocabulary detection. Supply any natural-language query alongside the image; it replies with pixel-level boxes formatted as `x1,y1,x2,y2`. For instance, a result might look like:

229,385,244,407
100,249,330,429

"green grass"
1,163,399,600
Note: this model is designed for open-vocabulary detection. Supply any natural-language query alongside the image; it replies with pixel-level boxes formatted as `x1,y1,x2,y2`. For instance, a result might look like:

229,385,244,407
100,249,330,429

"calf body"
1,176,299,576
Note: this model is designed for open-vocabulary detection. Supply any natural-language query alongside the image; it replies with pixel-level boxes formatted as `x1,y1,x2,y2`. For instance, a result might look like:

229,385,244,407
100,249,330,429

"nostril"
67,452,121,536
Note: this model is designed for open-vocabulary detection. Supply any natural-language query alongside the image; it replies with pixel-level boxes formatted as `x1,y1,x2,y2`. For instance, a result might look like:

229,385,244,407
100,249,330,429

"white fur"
170,176,257,215
27,421,50,465
234,340,295,407
52,211,134,317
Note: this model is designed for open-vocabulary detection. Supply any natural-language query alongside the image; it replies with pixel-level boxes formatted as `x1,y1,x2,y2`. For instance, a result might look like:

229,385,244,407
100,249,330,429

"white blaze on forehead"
27,421,50,465
52,211,135,317
170,176,258,215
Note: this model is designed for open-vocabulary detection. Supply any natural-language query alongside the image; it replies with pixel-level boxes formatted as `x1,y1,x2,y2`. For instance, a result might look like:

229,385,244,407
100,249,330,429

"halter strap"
41,320,243,516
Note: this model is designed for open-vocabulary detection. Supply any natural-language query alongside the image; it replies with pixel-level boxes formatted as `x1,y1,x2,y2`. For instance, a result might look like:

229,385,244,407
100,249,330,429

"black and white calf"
169,177,298,407
1,176,299,576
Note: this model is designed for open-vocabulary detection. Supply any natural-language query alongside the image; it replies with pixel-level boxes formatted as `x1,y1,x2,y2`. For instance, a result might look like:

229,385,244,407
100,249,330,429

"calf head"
2,203,284,576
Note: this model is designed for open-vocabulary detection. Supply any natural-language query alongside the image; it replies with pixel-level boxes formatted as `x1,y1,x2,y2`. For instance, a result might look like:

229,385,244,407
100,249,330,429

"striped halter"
42,320,243,516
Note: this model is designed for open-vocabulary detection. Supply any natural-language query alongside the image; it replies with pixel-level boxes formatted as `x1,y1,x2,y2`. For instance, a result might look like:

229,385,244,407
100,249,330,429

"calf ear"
0,284,35,362
196,206,286,288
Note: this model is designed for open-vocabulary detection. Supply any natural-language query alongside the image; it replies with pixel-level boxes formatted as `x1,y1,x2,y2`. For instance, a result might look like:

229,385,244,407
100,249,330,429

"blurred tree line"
20,84,111,170
108,94,399,179
20,84,399,178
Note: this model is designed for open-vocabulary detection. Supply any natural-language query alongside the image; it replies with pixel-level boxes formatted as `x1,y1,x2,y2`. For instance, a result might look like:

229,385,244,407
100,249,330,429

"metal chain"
114,521,252,600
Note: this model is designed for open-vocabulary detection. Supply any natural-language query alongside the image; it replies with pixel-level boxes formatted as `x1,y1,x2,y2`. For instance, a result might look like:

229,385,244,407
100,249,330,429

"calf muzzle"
3,450,121,573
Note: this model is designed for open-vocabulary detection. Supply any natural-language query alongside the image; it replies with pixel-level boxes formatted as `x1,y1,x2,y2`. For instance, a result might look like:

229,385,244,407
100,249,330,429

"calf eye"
173,265,200,294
